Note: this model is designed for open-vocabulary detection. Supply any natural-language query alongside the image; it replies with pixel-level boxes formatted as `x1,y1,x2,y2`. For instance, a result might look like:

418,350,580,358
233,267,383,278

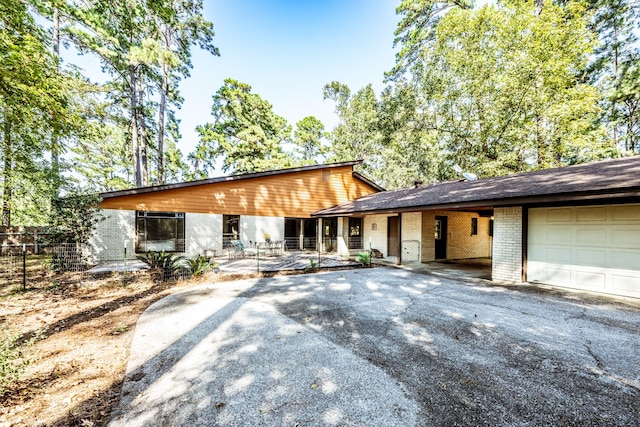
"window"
223,215,240,248
489,219,494,237
136,211,185,252
471,218,478,235
348,217,363,249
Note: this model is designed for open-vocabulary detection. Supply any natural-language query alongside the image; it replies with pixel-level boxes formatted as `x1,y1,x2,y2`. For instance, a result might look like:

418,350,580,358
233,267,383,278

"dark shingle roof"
312,156,640,217
101,160,384,199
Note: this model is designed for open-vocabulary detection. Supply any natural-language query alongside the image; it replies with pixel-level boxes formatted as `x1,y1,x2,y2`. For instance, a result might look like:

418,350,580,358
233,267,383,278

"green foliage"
192,79,297,175
0,0,82,226
138,251,186,280
186,254,218,277
388,0,473,81
323,82,386,183
587,0,640,152
358,251,371,266
0,328,39,396
293,116,327,164
46,191,104,244
361,0,618,185
304,257,318,274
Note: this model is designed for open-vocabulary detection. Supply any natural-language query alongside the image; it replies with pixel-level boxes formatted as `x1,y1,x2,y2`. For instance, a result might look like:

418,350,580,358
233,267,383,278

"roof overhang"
312,187,640,217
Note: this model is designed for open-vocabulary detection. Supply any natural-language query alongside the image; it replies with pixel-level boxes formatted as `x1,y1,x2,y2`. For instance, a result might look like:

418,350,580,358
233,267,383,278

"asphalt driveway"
109,268,640,426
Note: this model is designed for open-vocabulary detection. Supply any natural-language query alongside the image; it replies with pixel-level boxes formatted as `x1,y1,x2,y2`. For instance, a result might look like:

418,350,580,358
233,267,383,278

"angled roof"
101,160,384,199
312,156,640,217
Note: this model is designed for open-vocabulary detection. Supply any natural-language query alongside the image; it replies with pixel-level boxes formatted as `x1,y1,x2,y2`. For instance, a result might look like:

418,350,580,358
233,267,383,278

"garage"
528,204,640,298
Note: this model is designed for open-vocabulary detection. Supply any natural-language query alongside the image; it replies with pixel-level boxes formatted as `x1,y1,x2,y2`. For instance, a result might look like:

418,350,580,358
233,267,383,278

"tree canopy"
1,0,638,226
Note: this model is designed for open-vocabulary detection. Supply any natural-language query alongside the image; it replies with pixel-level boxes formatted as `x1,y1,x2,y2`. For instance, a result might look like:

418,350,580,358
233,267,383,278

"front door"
435,216,448,259
323,218,337,252
388,216,399,257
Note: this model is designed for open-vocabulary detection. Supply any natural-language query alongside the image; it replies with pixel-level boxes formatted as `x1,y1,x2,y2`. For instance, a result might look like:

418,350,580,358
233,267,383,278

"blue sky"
176,0,400,154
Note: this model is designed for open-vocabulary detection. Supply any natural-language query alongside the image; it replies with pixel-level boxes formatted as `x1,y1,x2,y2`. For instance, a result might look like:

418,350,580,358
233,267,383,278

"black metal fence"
0,243,93,293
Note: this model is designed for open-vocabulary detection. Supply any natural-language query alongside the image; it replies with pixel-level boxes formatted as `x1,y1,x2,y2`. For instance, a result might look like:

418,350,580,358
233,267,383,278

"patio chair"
271,240,283,256
227,240,258,260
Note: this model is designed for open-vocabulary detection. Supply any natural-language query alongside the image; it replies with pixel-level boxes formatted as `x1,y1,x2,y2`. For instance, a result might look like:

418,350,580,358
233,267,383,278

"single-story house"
312,156,640,299
88,161,383,262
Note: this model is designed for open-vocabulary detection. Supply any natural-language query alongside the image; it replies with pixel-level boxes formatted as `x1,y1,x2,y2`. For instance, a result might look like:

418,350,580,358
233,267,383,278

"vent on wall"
322,170,331,182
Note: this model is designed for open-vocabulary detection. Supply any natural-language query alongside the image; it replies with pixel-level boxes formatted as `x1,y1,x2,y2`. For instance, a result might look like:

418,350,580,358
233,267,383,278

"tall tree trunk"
51,3,61,197
157,61,168,185
2,119,12,227
129,65,142,187
137,77,148,186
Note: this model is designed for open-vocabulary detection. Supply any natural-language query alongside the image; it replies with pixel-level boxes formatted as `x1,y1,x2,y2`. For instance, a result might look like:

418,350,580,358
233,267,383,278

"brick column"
492,206,523,283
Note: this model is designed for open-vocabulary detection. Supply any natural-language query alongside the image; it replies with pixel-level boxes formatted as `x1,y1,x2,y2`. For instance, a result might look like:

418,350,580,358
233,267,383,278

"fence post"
34,229,39,254
123,241,127,286
22,243,26,290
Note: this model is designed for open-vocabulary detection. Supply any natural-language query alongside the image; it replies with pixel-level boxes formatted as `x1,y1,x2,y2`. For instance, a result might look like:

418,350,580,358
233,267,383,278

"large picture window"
136,211,185,253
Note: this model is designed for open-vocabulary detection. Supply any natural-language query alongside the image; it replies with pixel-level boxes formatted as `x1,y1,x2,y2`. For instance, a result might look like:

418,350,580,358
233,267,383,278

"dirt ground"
0,270,236,427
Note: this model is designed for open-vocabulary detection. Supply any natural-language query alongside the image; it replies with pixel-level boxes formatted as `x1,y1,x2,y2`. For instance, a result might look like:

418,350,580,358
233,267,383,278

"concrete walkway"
109,268,640,426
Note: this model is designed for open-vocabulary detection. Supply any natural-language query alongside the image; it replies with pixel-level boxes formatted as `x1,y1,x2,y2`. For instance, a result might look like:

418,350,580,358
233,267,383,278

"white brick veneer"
91,211,286,262
492,206,523,283
364,214,390,257
401,212,422,263
240,216,284,243
185,213,223,257
88,209,135,262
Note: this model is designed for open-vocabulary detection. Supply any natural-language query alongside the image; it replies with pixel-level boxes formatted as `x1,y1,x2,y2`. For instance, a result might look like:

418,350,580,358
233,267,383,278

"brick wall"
240,216,284,244
363,214,390,257
401,212,422,262
446,212,492,259
88,209,135,262
185,213,222,257
421,210,492,261
421,211,436,261
492,206,523,283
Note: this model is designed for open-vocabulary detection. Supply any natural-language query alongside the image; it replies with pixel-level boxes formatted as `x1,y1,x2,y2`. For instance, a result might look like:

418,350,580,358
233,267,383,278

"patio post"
397,213,402,265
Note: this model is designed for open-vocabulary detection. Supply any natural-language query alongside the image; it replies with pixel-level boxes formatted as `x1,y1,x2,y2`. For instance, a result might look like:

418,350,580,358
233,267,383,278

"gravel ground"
109,267,640,426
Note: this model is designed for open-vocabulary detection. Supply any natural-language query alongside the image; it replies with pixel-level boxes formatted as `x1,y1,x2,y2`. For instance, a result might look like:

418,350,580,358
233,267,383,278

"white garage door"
528,204,640,299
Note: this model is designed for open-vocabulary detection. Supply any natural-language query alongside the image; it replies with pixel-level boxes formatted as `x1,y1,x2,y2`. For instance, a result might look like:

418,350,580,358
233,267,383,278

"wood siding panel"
100,166,378,218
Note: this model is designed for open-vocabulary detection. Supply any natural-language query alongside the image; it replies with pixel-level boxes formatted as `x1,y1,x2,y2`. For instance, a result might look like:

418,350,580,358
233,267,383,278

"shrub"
304,257,318,273
187,254,218,277
358,251,371,266
138,251,186,280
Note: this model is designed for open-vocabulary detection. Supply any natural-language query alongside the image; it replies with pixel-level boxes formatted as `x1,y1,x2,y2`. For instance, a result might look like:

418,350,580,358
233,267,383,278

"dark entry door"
323,218,337,252
388,216,399,257
435,216,447,259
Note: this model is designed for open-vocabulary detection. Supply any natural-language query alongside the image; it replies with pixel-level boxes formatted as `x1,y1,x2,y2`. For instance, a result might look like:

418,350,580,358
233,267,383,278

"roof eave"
352,172,385,192
311,187,640,217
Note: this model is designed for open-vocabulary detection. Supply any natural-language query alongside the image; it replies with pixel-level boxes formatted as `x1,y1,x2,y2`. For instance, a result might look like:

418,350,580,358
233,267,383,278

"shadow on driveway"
109,268,640,426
